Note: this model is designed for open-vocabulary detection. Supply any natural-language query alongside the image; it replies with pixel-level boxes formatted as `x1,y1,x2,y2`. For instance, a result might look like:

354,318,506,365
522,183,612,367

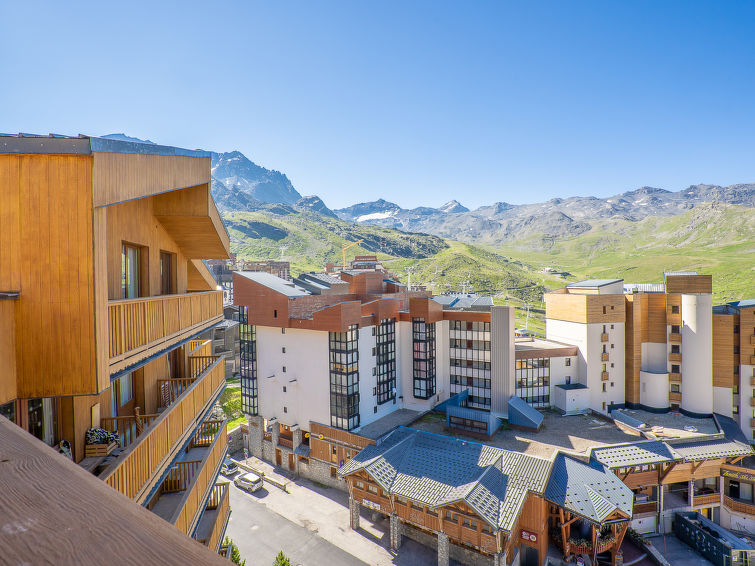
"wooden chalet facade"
0,134,231,556
339,428,632,566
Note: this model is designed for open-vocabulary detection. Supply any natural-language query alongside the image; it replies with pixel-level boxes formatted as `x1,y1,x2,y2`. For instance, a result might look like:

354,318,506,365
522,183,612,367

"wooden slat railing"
108,291,222,361
100,413,159,449
190,355,217,379
172,420,227,535
192,419,225,448
723,495,755,515
101,357,225,501
163,460,202,493
157,377,195,408
188,339,212,358
204,482,231,552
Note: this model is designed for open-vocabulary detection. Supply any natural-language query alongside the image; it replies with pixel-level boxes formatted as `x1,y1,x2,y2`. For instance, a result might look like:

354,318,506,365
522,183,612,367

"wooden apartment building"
0,134,231,555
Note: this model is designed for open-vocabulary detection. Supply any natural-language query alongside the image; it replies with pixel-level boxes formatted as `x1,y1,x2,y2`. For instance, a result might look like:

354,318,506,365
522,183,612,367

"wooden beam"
560,515,579,528
559,507,569,556
659,462,677,483
620,467,636,481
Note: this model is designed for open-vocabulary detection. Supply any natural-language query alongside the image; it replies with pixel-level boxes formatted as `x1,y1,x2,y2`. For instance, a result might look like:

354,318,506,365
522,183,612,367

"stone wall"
402,523,496,566
227,425,245,453
297,458,348,490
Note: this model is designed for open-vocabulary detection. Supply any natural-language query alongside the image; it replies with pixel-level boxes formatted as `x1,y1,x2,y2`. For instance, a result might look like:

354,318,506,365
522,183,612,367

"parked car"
234,471,263,493
221,457,239,476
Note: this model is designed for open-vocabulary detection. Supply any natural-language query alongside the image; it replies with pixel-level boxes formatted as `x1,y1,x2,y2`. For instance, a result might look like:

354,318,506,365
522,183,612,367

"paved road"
226,482,369,566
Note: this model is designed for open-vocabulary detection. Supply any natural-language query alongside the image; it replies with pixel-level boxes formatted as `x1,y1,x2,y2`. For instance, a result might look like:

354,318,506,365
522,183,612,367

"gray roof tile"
591,441,682,469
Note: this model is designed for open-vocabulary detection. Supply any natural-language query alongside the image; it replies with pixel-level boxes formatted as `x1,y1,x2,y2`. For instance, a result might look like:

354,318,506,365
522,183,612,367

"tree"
272,551,292,566
223,537,246,566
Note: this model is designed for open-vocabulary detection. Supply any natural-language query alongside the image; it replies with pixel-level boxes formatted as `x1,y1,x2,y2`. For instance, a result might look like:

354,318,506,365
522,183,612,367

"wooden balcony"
669,372,682,382
171,420,227,536
750,398,755,408
101,412,160,449
278,437,293,450
693,492,720,507
750,376,755,387
600,333,609,342
750,355,755,365
601,371,609,381
669,391,682,403
195,482,231,553
99,356,225,502
633,501,658,515
668,352,682,363
601,353,609,362
750,334,755,346
723,495,755,516
668,332,682,343
157,342,217,408
108,290,223,373
751,418,755,428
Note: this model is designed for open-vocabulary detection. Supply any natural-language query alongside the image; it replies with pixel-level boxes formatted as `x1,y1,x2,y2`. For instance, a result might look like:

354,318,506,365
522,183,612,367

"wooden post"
591,523,597,563
135,407,143,436
559,508,568,556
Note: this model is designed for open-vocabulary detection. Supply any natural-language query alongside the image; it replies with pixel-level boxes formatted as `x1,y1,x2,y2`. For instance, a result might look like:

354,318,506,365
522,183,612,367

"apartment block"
0,135,231,555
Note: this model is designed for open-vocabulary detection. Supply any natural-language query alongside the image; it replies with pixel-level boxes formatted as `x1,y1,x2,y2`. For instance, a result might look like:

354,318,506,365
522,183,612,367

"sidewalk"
231,453,439,566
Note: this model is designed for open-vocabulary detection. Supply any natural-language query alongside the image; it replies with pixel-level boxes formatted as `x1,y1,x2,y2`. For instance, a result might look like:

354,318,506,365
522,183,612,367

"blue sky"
2,1,754,209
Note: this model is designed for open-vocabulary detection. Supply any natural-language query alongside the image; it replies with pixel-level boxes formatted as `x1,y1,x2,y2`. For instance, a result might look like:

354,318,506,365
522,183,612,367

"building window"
119,372,133,405
283,386,287,393
603,383,607,392
239,306,259,416
376,318,397,405
565,375,571,384
159,251,176,295
734,325,739,333
670,384,680,393
412,318,436,399
329,324,360,430
733,405,739,415
671,325,680,334
282,347,286,354
565,358,571,367
671,345,680,354
283,406,287,413
734,346,739,354
282,366,286,373
515,357,550,408
449,320,492,409
672,364,680,373
0,401,16,424
671,305,679,314
733,385,739,395
121,243,142,299
274,309,278,318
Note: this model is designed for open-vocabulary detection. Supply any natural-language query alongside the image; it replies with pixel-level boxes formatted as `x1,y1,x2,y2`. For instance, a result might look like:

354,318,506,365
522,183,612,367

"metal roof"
236,271,310,297
671,439,753,462
591,441,682,469
567,279,623,289
0,133,210,158
337,428,550,531
507,396,544,430
664,271,698,278
623,283,665,294
727,299,755,310
544,454,633,524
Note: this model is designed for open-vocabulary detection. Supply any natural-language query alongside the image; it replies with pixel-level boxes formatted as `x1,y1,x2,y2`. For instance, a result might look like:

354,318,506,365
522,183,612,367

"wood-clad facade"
0,135,232,557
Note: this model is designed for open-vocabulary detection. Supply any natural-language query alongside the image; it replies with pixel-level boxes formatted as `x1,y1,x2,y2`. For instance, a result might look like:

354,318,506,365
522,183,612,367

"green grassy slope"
224,208,448,274
493,203,755,304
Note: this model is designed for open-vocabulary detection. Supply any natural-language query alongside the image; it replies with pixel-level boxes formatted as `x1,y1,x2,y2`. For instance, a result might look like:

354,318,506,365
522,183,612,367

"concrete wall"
680,293,713,414
553,385,591,414
547,355,577,394
642,342,667,373
739,367,755,441
257,326,330,428
713,386,733,418
640,371,670,410
720,504,755,535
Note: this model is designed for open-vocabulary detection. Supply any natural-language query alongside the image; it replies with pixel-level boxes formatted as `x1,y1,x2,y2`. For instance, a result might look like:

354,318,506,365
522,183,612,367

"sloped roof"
544,454,633,524
338,428,550,531
671,439,753,462
236,271,310,297
567,279,622,289
591,440,682,469
508,395,544,430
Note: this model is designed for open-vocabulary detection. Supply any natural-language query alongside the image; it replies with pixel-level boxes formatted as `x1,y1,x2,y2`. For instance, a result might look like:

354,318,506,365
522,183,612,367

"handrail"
100,357,225,501
172,420,227,534
163,460,202,493
192,419,225,448
108,291,222,360
157,377,195,408
100,413,159,449
204,482,230,552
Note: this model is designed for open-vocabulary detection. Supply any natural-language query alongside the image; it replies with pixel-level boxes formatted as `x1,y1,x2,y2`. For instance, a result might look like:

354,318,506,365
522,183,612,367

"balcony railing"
692,492,720,507
108,291,223,370
668,352,682,362
669,391,682,403
750,398,755,408
100,356,225,502
668,332,682,343
750,376,755,387
601,353,609,362
669,372,682,382
278,437,293,450
600,333,609,342
633,501,658,515
196,483,231,553
751,418,755,428
100,412,160,449
723,495,755,516
750,334,755,346
172,420,227,535
601,371,609,381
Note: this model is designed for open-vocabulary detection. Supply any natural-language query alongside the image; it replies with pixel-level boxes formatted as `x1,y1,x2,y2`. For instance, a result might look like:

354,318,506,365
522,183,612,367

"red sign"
520,530,537,543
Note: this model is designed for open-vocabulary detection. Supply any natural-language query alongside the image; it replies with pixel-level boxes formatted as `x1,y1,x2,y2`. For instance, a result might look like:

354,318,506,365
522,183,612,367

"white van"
234,471,263,493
